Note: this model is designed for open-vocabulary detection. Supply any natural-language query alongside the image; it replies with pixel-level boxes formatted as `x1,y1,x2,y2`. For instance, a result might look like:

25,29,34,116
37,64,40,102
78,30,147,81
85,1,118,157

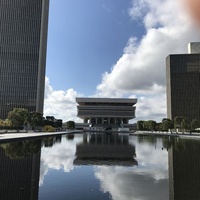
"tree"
137,120,145,130
28,112,43,130
66,121,75,129
161,118,174,131
181,118,190,131
145,120,157,131
54,119,62,128
8,108,28,128
191,119,199,131
174,116,184,129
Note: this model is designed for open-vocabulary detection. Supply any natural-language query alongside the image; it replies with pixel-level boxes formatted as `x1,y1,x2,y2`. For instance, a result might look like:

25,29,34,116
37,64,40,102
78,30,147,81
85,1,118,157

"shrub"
66,121,75,129
43,125,55,132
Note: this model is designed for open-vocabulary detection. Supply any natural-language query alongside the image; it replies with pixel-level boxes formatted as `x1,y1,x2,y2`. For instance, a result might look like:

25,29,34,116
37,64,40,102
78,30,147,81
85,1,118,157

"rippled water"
0,133,199,200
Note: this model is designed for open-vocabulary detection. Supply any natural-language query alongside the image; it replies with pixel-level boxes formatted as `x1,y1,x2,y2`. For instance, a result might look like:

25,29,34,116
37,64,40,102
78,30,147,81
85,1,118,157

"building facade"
166,42,200,121
0,0,49,119
76,97,137,126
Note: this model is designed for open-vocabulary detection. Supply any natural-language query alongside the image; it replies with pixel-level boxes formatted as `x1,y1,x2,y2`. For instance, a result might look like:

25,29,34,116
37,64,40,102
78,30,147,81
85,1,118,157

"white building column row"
84,117,128,125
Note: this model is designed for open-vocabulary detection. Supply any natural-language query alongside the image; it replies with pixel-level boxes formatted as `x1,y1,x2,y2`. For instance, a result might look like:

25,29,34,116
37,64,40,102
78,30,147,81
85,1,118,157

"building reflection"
74,133,137,166
42,135,62,147
0,139,41,200
168,138,200,200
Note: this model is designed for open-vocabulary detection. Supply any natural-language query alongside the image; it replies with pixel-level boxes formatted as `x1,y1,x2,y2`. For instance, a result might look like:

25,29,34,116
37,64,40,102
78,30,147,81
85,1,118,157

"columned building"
0,0,49,119
166,42,200,121
76,97,137,127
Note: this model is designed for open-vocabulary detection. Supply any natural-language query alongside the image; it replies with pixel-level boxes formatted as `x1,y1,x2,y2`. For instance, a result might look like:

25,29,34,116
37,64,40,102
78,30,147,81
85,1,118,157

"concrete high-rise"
166,42,200,121
0,0,49,119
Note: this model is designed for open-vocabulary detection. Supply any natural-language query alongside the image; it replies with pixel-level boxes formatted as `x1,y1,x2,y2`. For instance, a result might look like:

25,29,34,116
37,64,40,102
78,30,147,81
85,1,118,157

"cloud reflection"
94,137,169,200
39,136,82,186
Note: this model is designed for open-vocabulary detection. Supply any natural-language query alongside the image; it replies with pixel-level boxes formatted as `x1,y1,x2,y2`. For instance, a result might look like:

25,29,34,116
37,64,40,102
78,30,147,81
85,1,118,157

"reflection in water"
93,134,169,200
0,140,41,200
42,135,62,147
1,134,200,200
137,135,157,145
39,135,82,187
74,133,137,166
66,134,74,140
168,138,200,200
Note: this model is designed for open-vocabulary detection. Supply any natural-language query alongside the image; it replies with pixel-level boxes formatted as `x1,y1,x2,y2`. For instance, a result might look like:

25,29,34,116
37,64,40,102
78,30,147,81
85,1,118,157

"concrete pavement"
0,130,83,143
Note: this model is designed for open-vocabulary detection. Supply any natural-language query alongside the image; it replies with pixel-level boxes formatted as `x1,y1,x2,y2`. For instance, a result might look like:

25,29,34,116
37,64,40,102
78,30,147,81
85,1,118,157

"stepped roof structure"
76,97,137,125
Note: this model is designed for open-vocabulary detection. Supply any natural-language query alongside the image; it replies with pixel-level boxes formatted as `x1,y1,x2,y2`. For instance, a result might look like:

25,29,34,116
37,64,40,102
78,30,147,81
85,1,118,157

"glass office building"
166,43,200,121
0,0,49,119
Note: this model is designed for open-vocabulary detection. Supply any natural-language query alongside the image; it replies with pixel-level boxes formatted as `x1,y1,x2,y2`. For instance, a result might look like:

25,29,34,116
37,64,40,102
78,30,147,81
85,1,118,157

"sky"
44,0,200,122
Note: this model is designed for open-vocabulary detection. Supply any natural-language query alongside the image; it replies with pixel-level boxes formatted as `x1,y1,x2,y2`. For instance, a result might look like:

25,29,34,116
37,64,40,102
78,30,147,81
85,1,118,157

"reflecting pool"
0,133,199,200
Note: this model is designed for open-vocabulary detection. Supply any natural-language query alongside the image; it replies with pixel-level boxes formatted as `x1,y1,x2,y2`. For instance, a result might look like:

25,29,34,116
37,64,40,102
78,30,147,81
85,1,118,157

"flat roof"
76,97,137,105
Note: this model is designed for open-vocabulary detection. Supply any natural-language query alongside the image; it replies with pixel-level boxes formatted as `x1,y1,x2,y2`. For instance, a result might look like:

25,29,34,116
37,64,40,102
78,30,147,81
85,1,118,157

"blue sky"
46,0,144,95
44,0,200,122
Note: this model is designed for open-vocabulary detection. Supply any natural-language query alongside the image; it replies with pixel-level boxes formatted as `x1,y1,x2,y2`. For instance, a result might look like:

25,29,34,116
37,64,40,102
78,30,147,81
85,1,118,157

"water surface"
0,133,199,200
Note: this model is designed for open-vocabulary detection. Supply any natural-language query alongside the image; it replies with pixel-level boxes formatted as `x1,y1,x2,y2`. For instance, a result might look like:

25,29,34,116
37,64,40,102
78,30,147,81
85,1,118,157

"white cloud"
95,0,200,121
128,0,148,21
44,0,200,122
44,77,82,122
134,91,166,121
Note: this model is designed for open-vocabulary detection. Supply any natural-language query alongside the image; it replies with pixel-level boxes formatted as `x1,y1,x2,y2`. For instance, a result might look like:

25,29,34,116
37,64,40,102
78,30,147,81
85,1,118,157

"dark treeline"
137,117,200,132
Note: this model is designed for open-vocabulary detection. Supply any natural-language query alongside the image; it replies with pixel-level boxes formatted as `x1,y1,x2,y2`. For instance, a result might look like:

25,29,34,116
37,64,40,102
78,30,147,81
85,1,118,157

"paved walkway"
1,130,200,143
0,130,83,142
134,131,200,138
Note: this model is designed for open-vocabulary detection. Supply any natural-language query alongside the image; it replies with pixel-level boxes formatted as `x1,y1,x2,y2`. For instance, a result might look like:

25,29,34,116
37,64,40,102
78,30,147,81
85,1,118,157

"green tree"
174,116,184,129
137,120,145,130
28,112,43,130
181,118,190,131
144,120,157,131
161,118,174,131
155,122,162,131
66,121,75,129
191,119,199,131
8,108,28,128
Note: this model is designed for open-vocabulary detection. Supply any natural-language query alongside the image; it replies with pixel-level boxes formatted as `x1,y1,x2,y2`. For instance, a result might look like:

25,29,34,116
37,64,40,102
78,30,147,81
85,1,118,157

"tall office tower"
166,42,200,121
0,0,49,119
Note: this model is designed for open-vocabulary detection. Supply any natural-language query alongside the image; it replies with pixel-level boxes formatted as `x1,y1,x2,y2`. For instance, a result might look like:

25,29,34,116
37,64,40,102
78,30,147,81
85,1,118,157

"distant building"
76,97,137,129
166,42,200,121
0,0,49,119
